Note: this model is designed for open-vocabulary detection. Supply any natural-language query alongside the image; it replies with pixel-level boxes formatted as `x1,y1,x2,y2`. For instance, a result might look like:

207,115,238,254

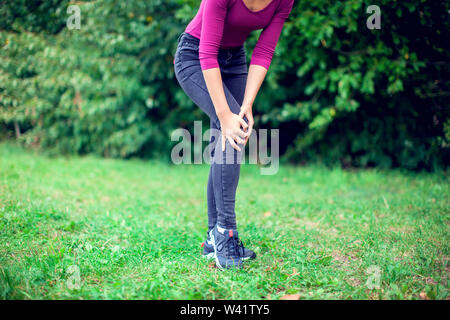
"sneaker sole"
243,251,257,260
205,252,253,261
202,252,215,259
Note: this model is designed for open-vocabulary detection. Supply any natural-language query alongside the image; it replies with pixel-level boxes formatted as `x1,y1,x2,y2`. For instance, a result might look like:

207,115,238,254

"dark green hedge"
0,0,448,169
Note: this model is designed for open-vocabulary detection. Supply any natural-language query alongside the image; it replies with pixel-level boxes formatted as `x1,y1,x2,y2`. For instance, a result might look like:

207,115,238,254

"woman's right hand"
218,111,249,152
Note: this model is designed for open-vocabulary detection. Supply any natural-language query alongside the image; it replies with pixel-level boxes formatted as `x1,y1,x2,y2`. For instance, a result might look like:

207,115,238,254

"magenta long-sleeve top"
185,0,294,71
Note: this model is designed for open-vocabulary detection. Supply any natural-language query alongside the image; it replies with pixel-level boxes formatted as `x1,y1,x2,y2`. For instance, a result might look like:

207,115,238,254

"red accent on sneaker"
201,242,204,248
229,230,233,237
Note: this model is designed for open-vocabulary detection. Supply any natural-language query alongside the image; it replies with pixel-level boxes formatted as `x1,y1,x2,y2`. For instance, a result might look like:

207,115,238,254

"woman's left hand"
238,103,254,145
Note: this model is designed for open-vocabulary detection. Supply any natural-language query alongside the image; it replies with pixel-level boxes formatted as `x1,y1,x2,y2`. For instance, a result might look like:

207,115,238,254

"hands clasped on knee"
218,107,253,152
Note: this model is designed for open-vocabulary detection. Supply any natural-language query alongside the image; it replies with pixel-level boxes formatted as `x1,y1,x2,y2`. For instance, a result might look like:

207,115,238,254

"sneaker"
202,231,256,261
209,225,242,269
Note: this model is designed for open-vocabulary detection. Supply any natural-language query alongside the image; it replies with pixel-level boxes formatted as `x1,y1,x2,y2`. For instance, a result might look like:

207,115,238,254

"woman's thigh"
175,51,244,129
222,73,247,110
220,46,248,107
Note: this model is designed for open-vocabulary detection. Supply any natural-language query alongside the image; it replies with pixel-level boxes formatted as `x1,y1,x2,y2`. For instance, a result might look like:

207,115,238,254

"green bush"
256,0,449,170
1,0,194,158
0,0,448,169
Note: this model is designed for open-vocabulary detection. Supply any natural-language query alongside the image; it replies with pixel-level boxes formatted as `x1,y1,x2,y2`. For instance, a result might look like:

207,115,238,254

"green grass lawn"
0,142,448,300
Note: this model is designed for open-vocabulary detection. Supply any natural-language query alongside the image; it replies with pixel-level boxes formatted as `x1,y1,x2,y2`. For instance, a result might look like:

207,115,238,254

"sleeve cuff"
200,58,220,70
249,57,270,70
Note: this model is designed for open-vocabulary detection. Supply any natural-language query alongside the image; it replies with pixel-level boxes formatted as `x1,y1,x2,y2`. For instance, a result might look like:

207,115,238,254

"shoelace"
225,236,241,258
237,239,246,257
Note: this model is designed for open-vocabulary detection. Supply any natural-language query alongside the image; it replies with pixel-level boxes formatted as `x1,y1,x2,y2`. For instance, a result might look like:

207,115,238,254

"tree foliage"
0,0,448,169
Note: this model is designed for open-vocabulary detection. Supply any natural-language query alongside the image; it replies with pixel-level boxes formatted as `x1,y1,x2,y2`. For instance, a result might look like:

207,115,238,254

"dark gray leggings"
174,32,248,231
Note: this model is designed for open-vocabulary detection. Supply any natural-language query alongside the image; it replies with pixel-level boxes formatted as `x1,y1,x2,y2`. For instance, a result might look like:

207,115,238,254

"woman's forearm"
202,68,232,120
242,64,268,108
